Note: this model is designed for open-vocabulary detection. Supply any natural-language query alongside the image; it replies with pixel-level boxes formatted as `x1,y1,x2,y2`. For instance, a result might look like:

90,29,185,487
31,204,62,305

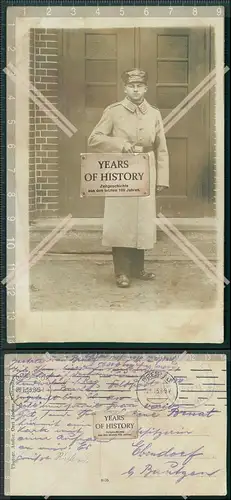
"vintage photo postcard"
4,352,227,496
5,6,227,342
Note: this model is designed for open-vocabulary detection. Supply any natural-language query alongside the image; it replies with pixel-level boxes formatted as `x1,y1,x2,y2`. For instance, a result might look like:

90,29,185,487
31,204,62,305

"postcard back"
5,353,227,496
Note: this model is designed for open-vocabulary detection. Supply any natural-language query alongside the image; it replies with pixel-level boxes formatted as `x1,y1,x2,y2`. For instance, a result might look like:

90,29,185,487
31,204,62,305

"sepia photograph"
8,8,225,342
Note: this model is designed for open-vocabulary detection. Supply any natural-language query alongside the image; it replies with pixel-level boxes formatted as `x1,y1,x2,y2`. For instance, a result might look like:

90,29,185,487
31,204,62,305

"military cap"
122,68,148,85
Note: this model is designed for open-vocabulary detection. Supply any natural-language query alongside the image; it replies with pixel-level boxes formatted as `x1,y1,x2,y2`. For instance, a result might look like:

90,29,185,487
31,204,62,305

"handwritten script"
7,353,225,492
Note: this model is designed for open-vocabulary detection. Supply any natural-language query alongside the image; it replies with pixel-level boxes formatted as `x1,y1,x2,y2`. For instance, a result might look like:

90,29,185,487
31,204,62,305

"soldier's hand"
122,142,134,153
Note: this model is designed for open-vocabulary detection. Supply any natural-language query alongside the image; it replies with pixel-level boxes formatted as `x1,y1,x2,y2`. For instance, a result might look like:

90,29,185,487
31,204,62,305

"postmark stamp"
178,361,217,409
9,371,51,408
136,369,178,411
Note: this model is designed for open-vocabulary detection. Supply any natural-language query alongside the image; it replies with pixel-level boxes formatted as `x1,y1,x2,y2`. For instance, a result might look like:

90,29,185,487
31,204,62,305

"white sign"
80,153,150,197
93,412,138,440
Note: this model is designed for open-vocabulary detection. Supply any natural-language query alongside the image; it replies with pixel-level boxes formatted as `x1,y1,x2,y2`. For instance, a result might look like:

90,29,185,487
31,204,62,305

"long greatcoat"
88,98,169,249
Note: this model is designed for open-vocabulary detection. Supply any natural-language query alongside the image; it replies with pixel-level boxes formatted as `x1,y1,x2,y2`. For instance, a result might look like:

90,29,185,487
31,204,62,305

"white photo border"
10,13,224,343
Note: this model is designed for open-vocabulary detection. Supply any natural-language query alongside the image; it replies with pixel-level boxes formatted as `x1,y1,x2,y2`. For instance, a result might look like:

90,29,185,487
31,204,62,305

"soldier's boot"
116,274,131,288
135,270,156,280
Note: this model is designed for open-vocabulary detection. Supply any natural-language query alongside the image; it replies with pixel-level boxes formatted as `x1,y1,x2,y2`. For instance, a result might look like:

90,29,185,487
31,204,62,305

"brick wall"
29,29,60,220
29,29,36,217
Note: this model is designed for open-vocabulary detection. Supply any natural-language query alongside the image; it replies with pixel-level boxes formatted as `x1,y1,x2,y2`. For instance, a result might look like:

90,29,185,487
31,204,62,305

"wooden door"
59,27,212,218
140,28,213,217
58,29,136,217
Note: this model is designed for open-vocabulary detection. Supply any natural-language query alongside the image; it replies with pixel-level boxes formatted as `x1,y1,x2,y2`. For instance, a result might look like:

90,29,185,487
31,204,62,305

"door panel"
140,28,212,217
58,29,135,217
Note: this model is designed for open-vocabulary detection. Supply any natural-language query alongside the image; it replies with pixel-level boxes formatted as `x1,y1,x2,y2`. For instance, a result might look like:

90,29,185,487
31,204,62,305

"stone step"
29,218,217,260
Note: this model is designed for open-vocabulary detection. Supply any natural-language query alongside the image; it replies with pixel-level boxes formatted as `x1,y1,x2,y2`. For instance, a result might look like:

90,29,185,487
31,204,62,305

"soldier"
88,68,169,288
